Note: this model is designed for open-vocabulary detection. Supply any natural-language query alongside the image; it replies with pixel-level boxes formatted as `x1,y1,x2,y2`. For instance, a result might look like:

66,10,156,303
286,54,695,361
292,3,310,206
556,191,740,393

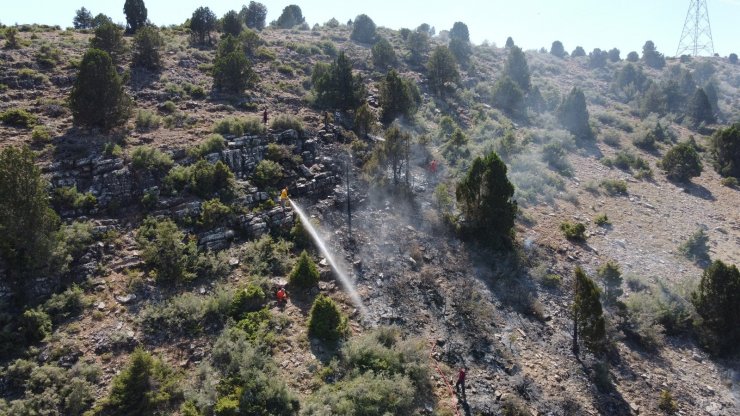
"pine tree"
573,266,606,356
73,7,93,29
692,260,740,355
123,0,148,33
456,151,517,246
289,250,319,288
557,87,593,140
69,48,131,129
308,294,347,343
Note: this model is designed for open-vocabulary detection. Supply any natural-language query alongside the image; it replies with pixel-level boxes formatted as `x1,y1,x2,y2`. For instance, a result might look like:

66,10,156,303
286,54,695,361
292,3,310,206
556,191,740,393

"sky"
3,0,739,56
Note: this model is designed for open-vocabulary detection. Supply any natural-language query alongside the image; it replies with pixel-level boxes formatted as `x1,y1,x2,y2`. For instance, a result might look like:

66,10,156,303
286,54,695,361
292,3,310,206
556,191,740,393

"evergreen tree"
289,250,320,288
449,21,470,42
572,266,606,356
608,48,621,62
557,87,592,140
504,46,530,91
455,151,517,246
490,76,525,117
710,123,740,178
371,37,396,69
354,102,375,137
687,87,715,128
380,70,419,123
640,82,667,116
190,6,217,45
90,21,125,63
406,30,429,65
312,52,365,111
527,85,546,113
221,10,242,37
213,35,256,94
550,40,566,58
275,5,304,29
69,48,131,129
132,26,163,70
505,36,515,48
662,141,702,182
0,146,60,298
92,13,113,28
571,46,586,57
729,53,738,64
449,38,472,66
427,46,459,97
308,294,347,343
692,260,740,356
240,1,267,31
588,48,608,69
641,40,666,69
377,123,412,186
626,51,639,62
350,14,376,43
123,0,147,33
597,260,623,306
73,7,93,29
105,348,180,414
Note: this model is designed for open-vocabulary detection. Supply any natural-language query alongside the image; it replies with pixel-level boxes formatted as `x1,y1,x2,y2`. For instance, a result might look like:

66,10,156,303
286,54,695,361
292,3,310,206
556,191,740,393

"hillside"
0,11,739,416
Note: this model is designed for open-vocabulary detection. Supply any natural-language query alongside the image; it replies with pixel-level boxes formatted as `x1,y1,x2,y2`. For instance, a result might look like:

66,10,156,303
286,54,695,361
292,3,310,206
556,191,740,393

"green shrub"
573,267,606,355
160,100,177,113
543,274,562,287
560,221,586,240
252,159,283,188
104,348,182,415
44,285,87,322
372,37,396,68
31,125,52,143
137,217,196,283
662,141,702,182
190,160,235,199
132,26,164,70
289,250,320,288
190,134,226,158
308,294,347,343
303,371,415,416
311,52,366,111
721,176,738,187
269,113,304,135
140,286,232,336
20,308,52,343
130,146,173,174
633,132,657,150
599,179,627,195
0,108,37,127
52,186,97,211
239,235,293,276
678,228,710,263
598,260,623,306
658,390,678,414
213,116,265,136
69,48,131,129
135,109,162,131
594,213,610,226
542,141,572,176
710,123,740,179
103,142,123,158
230,284,266,319
199,198,231,228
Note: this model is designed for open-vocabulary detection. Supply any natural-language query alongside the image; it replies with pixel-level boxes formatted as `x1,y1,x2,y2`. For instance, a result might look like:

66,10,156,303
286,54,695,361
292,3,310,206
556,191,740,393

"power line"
676,0,715,57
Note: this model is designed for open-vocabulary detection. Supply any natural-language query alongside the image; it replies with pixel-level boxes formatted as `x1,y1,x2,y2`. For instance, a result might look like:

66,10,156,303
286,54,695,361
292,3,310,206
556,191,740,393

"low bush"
20,308,52,343
140,286,233,336
44,285,87,322
252,159,284,188
599,179,627,195
199,198,231,228
0,108,37,127
269,113,304,135
308,294,347,343
189,134,227,158
135,109,162,131
594,213,610,226
721,177,738,187
31,125,52,143
230,284,266,319
542,141,572,176
52,186,97,211
289,250,319,288
658,390,678,414
662,141,702,182
692,260,740,356
190,160,235,199
213,116,265,137
678,228,710,263
239,235,293,276
560,221,586,240
130,146,173,174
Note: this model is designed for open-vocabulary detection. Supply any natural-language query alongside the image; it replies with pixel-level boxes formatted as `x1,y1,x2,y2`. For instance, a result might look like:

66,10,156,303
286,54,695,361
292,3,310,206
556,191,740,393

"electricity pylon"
676,0,715,57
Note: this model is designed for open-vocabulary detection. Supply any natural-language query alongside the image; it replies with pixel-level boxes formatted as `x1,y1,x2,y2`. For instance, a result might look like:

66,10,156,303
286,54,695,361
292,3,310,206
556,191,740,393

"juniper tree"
69,48,130,129
371,37,396,69
212,35,256,94
221,10,242,37
132,26,163,70
449,21,470,42
406,30,429,65
571,46,586,57
189,6,217,45
240,1,267,31
504,46,530,91
275,5,304,29
0,146,60,299
557,87,592,140
312,52,365,111
123,0,147,33
597,260,623,306
687,87,715,128
427,46,459,97
642,40,665,69
662,141,702,182
710,122,740,178
550,40,566,58
380,70,419,123
692,260,740,356
455,151,517,247
572,266,606,356
90,21,125,63
351,14,376,43
73,7,93,29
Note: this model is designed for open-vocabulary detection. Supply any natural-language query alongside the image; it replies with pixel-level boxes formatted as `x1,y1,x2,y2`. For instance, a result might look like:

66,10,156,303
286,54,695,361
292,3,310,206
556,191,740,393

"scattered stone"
115,294,136,304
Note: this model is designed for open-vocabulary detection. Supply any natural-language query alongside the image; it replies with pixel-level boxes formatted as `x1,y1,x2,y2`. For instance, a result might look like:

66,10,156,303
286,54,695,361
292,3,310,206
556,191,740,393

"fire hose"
429,340,461,416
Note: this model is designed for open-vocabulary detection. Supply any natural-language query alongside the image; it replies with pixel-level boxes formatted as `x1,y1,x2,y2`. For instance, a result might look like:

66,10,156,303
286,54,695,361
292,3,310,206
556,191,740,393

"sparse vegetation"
560,221,586,240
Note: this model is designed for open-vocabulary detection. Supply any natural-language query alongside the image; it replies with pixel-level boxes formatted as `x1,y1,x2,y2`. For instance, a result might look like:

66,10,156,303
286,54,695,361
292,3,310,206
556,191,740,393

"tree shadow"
128,66,160,91
679,181,715,201
578,357,633,416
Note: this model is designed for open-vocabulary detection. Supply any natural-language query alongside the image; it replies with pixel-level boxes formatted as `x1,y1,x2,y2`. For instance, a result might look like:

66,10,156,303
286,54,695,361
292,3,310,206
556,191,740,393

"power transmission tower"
676,0,715,57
